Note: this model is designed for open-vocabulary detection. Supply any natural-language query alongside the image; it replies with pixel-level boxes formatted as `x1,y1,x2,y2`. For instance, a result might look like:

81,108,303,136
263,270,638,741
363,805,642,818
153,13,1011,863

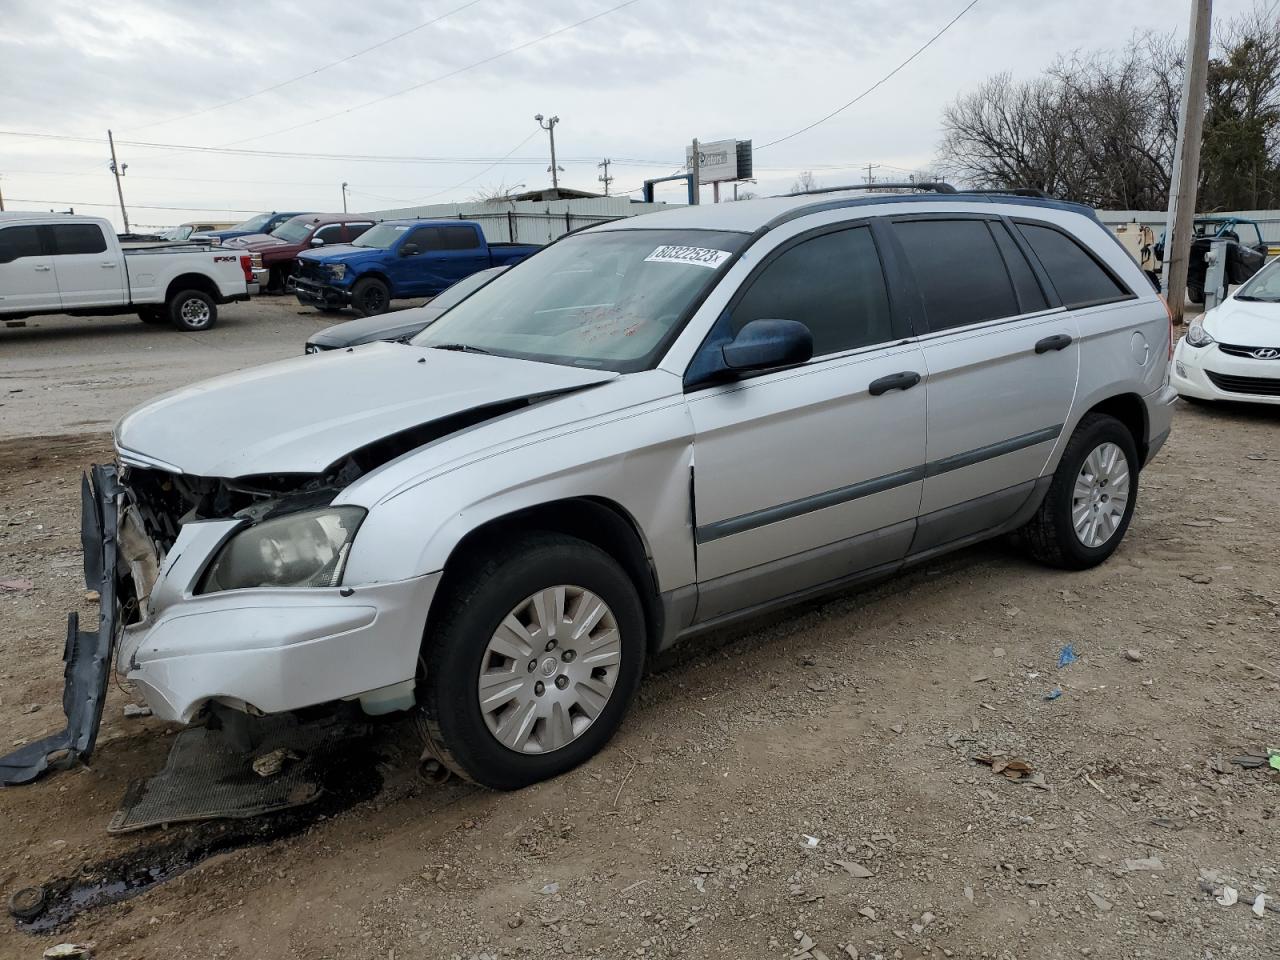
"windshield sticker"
644,245,732,269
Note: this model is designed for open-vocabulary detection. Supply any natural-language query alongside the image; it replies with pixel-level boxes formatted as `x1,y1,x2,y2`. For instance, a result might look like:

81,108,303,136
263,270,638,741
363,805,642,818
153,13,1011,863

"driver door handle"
34,265,51,272
1035,333,1073,354
868,371,922,396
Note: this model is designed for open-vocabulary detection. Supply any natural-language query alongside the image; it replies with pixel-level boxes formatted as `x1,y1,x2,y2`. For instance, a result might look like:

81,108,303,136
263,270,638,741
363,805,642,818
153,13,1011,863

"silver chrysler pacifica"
3,185,1177,790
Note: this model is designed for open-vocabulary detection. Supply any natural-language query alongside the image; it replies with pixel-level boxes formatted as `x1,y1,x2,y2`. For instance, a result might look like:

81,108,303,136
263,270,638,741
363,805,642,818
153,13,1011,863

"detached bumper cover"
0,465,121,786
295,278,350,309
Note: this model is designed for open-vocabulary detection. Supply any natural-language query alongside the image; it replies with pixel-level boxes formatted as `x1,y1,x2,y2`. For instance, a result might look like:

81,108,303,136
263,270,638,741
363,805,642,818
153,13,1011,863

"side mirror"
400,242,420,257
721,319,813,372
310,237,326,247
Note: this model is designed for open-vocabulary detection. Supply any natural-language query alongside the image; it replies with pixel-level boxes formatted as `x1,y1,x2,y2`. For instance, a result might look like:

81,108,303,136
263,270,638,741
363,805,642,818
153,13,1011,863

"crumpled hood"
1204,298,1280,345
308,305,442,348
116,343,618,477
222,232,284,251
298,245,370,265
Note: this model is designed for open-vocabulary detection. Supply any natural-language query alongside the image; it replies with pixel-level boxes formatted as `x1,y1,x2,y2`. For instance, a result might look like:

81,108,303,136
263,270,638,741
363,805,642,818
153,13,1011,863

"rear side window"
893,219,1020,331
732,225,893,356
51,223,108,256
0,225,45,263
313,224,345,244
1016,221,1130,308
438,225,481,250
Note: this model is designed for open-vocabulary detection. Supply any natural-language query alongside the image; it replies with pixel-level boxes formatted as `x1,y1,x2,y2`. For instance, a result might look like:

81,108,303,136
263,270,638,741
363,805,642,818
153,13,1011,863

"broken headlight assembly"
198,506,366,593
327,263,347,281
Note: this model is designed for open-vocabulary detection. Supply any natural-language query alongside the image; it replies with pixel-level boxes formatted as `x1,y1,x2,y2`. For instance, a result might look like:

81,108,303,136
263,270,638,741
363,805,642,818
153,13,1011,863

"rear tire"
1020,413,1139,570
168,289,217,331
419,533,646,790
1188,284,1205,304
351,278,390,317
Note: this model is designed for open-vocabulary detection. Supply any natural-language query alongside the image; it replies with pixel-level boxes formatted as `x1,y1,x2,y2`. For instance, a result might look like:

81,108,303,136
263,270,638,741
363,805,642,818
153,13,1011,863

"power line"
2,198,264,214
0,130,676,167
756,0,981,151
221,0,645,147
125,0,487,133
400,130,542,205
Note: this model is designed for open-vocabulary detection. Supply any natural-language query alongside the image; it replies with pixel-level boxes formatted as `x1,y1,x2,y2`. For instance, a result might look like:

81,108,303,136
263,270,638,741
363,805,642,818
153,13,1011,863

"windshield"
352,223,412,249
412,229,746,372
1234,259,1280,301
272,218,316,243
230,213,273,234
429,267,507,311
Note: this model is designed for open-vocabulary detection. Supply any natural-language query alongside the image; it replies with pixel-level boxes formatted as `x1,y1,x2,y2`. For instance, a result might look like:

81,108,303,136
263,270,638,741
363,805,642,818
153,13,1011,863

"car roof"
281,213,375,227
591,188,1100,235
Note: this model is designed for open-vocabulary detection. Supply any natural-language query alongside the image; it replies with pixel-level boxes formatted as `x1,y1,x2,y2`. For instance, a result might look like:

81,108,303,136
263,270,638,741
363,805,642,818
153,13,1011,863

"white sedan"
1172,259,1280,403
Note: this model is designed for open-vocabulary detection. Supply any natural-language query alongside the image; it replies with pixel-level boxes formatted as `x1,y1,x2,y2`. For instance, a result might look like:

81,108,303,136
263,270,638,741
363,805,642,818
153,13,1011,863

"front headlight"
327,264,347,281
198,506,365,593
1185,321,1215,347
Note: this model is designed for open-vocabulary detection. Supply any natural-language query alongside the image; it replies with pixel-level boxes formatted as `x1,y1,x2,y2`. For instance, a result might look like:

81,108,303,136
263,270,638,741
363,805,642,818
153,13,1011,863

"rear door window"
438,225,481,250
51,223,108,256
892,218,1021,331
345,222,374,241
732,225,893,356
0,225,46,263
990,221,1048,314
313,224,345,244
1015,221,1130,308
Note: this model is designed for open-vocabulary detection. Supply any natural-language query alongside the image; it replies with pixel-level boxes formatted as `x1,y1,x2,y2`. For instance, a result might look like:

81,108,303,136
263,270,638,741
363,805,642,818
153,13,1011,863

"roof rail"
781,182,958,198
959,187,1053,199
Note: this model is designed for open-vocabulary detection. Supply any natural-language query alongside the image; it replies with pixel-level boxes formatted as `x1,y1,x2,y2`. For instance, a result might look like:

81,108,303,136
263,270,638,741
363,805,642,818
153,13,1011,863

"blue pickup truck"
293,219,541,315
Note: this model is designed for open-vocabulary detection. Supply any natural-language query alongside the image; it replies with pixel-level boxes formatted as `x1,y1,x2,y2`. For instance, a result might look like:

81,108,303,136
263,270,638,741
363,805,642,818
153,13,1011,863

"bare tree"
468,181,527,204
937,6,1280,210
790,170,819,193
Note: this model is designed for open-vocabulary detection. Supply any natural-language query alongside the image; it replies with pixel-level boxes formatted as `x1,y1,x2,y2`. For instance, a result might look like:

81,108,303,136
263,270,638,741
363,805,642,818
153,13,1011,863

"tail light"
240,255,253,284
1158,294,1175,358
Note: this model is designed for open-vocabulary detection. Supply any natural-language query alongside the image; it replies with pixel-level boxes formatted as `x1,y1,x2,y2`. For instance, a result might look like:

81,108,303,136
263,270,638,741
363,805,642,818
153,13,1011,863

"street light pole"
342,181,349,213
107,129,130,233
535,114,561,190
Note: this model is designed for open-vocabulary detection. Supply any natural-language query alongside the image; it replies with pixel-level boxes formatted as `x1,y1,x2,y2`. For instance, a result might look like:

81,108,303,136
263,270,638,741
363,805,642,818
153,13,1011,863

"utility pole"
107,129,130,233
690,138,701,205
1163,0,1212,324
597,158,613,196
863,162,881,186
341,181,350,213
0,174,5,212
535,114,562,190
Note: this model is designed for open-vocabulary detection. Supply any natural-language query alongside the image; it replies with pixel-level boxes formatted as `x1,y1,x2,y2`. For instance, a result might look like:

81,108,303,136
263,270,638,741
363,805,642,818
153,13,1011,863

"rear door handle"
34,265,51,272
1035,333,1073,354
101,262,117,269
868,371,922,396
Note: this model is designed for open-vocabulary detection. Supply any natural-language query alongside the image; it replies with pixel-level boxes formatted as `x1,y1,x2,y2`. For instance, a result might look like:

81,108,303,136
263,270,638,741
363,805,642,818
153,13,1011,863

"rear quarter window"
1015,221,1131,308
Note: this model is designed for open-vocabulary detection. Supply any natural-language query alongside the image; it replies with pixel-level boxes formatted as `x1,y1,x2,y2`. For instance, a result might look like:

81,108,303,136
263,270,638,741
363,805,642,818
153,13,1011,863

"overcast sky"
0,0,1258,228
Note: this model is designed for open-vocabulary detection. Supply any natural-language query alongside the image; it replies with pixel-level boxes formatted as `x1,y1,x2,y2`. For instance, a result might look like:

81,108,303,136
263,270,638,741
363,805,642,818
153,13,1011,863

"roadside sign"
686,139,751,183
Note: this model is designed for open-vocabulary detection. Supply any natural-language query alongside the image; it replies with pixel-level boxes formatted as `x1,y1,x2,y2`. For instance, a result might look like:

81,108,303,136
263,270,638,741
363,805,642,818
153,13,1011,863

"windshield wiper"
429,342,492,355
1233,294,1280,302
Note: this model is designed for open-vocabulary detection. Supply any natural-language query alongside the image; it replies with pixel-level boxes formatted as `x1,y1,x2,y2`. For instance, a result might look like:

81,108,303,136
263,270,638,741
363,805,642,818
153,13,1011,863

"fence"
1097,209,1280,248
365,197,669,245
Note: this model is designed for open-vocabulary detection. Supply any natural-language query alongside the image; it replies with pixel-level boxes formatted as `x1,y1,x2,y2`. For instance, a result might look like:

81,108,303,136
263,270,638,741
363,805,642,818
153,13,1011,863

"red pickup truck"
225,214,376,292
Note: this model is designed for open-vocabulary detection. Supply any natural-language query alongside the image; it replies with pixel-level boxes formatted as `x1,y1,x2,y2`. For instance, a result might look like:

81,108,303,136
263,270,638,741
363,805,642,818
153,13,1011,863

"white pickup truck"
0,213,256,331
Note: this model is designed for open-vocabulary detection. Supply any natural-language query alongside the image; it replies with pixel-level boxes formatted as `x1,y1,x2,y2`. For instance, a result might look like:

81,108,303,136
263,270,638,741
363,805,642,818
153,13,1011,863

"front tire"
168,289,217,331
1021,413,1139,570
419,534,646,790
351,278,390,317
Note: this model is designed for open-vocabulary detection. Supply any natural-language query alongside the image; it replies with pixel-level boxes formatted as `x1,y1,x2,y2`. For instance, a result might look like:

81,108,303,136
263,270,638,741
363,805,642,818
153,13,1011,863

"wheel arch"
164,272,220,303
427,496,665,655
1079,392,1148,462
352,270,392,291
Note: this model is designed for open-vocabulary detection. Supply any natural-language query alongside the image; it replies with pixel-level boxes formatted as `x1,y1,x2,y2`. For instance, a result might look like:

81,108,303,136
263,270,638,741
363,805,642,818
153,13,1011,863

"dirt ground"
1,305,1279,960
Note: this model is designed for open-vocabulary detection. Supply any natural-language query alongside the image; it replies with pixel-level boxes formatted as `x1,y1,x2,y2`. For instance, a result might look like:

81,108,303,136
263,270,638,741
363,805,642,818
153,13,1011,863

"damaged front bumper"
0,466,122,786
